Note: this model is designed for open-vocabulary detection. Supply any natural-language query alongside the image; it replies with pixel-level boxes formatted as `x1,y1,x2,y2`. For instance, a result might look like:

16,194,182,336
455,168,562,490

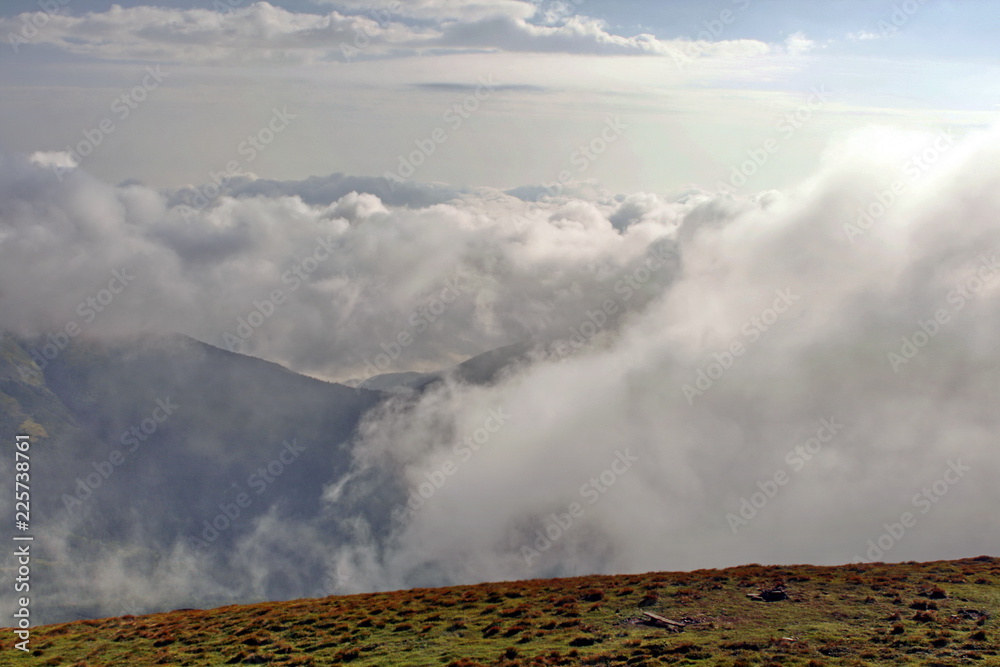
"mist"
3,119,999,619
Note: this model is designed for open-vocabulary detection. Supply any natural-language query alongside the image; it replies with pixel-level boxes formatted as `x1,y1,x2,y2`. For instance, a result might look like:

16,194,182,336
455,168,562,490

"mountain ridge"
1,555,996,666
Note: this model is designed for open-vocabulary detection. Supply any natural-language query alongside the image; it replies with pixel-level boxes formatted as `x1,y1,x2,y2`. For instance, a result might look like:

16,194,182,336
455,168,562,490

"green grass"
1,556,998,666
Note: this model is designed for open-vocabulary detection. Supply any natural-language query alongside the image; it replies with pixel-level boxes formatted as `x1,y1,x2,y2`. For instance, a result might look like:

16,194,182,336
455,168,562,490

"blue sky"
1,0,997,191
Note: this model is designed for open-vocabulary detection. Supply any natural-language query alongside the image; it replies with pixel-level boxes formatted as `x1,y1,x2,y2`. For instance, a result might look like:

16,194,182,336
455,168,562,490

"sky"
2,0,1000,611
1,0,998,193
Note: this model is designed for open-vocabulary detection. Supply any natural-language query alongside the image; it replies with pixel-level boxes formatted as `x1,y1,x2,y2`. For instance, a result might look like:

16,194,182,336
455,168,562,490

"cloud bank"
0,1,780,64
318,123,1000,593
0,152,684,379
2,121,1000,615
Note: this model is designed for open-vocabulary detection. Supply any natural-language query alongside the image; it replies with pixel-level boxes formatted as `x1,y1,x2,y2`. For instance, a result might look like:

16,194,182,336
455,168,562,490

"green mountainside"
1,557,997,666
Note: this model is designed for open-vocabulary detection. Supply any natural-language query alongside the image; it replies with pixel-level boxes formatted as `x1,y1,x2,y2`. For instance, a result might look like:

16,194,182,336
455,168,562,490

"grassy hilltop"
1,557,997,666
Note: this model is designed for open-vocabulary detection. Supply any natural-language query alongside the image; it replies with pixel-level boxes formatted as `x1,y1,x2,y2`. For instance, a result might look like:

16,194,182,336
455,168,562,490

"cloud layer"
0,1,780,64
2,120,1000,614
318,122,1000,593
0,152,686,379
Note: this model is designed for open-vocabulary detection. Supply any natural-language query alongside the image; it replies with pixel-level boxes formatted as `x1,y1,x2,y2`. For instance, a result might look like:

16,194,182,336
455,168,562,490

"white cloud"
847,30,883,41
783,31,816,56
314,122,1000,588
0,2,788,64
29,150,78,170
0,2,435,64
317,0,539,22
0,154,682,378
435,14,680,56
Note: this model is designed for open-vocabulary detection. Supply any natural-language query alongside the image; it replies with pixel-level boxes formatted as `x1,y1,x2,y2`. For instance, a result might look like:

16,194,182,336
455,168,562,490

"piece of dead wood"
641,611,686,632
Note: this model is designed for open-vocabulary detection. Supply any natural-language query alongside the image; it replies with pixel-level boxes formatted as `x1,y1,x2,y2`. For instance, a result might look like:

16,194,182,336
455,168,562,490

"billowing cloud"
315,121,1000,590
0,153,682,380
783,31,817,56
3,121,999,617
